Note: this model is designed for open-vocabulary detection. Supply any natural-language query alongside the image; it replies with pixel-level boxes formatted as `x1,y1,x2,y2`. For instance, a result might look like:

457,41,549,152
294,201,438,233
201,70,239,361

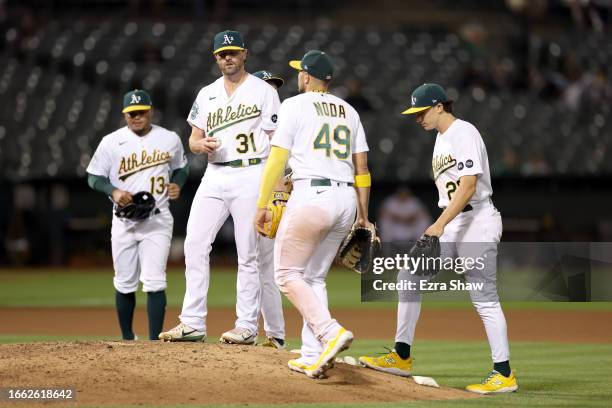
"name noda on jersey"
87,125,187,208
432,119,493,208
271,92,369,183
187,75,280,163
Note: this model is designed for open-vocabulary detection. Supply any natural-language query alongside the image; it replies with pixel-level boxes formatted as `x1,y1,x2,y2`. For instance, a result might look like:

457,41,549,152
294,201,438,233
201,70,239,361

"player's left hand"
254,207,270,236
424,222,444,237
166,183,181,200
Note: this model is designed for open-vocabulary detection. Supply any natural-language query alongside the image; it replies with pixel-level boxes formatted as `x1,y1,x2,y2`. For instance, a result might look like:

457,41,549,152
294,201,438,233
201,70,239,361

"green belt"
215,158,262,168
310,179,354,187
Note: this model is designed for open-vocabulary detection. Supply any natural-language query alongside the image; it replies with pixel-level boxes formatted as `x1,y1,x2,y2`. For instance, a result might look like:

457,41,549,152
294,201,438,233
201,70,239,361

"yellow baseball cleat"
466,371,518,394
304,327,353,379
359,350,413,377
287,358,310,374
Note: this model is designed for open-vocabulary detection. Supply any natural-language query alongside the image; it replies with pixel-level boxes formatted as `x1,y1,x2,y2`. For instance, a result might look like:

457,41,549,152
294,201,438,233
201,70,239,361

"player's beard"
222,62,242,76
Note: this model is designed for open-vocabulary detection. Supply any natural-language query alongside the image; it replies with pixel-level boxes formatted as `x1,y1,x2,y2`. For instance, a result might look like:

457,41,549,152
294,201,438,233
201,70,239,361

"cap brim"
289,60,302,71
213,46,245,54
267,77,284,88
123,105,152,113
401,105,431,115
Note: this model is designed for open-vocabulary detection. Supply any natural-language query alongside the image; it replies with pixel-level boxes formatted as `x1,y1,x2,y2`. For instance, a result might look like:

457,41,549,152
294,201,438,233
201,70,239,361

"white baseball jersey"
431,119,492,208
271,92,369,183
87,124,187,211
187,74,280,164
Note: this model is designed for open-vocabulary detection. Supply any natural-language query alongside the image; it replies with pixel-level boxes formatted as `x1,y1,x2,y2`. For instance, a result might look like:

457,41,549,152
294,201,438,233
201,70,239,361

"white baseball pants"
395,200,510,362
257,236,285,340
111,209,173,293
273,180,356,364
179,163,264,334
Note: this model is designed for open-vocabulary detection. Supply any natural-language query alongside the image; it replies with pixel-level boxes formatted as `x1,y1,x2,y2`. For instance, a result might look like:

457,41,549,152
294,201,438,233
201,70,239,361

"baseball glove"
338,225,381,274
408,235,441,275
261,191,290,239
115,191,156,221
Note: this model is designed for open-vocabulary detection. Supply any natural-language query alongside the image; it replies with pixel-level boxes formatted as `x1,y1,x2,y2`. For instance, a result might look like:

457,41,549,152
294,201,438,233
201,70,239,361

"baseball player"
359,83,517,394
252,69,287,349
254,50,373,379
159,30,281,345
86,89,188,341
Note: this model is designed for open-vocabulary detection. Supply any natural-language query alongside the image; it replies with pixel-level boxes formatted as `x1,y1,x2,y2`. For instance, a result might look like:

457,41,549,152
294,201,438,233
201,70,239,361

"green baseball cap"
213,30,246,54
253,70,284,88
289,50,333,80
122,89,152,113
401,83,449,115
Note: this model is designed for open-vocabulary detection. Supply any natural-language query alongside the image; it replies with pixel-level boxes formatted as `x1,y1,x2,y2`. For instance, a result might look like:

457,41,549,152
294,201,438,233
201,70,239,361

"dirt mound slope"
0,341,478,406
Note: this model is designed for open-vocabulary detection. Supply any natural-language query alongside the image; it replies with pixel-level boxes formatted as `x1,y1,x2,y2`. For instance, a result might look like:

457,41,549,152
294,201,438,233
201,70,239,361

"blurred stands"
0,16,611,183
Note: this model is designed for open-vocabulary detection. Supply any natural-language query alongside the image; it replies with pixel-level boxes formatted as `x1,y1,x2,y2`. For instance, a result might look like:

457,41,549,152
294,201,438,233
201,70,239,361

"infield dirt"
0,341,479,406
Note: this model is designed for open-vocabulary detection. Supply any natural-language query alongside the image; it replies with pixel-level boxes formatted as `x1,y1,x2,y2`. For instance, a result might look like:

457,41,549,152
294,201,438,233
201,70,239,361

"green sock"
147,290,166,340
494,360,511,377
115,291,136,340
394,342,411,359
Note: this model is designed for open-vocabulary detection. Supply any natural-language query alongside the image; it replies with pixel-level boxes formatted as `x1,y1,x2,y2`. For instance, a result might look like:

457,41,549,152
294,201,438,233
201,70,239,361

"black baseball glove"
338,225,381,274
115,191,156,221
408,235,441,276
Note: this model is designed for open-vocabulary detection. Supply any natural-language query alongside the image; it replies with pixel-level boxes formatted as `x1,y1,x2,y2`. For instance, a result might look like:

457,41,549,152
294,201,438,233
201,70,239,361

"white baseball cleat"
305,327,353,379
219,327,257,345
158,323,206,342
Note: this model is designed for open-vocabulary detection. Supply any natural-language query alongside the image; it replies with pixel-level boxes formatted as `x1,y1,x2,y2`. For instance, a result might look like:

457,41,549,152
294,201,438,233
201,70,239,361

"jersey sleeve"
86,137,112,177
353,120,369,154
260,85,281,131
186,88,207,131
270,99,297,150
452,126,484,177
170,132,188,170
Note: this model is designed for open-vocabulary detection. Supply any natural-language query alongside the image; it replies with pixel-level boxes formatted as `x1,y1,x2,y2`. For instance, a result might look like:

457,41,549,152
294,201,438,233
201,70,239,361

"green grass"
1,268,611,310
1,336,610,407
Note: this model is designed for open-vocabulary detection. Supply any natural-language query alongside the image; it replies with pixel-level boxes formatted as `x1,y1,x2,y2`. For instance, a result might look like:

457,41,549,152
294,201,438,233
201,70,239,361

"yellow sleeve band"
354,173,371,188
257,146,290,208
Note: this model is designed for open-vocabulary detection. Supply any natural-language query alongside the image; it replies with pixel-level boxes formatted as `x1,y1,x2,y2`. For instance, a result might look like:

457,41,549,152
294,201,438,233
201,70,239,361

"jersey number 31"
313,124,351,159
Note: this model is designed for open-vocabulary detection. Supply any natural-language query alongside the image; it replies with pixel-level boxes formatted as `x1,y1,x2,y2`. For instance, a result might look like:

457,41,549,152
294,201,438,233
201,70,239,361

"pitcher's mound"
0,341,478,406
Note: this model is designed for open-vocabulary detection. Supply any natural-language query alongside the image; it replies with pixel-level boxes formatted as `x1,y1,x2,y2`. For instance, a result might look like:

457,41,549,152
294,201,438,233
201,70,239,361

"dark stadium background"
0,0,610,266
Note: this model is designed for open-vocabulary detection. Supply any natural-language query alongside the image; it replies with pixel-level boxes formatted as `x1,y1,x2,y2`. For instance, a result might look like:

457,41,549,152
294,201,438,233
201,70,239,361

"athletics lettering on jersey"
87,124,187,211
187,75,280,163
432,119,492,208
118,149,172,181
432,153,456,180
313,102,346,118
206,103,262,135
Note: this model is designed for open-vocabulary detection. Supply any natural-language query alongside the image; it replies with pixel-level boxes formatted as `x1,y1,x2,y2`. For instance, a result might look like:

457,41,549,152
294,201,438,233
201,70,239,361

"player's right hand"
112,189,133,207
194,137,219,154
353,218,375,233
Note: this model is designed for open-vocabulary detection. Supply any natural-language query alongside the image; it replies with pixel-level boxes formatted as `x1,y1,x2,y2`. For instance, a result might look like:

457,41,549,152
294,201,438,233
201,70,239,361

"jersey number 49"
313,123,351,160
